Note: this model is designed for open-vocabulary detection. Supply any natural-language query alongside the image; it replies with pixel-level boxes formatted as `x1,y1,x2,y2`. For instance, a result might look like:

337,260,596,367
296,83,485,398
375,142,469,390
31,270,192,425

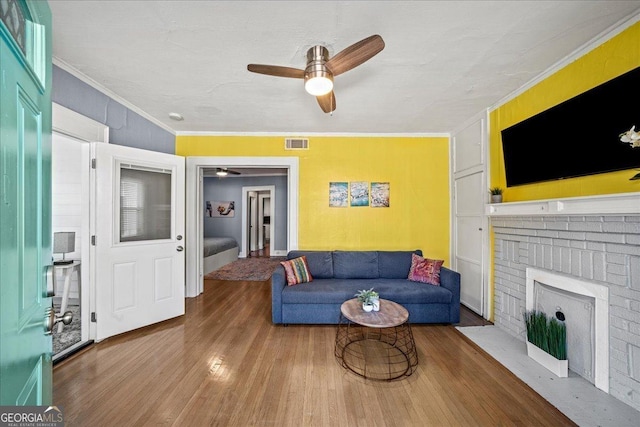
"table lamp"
53,232,75,265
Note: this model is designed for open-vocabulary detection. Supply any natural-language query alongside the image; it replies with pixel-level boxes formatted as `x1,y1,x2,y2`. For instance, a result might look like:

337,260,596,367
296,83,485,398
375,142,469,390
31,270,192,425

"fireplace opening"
534,282,595,384
526,268,609,393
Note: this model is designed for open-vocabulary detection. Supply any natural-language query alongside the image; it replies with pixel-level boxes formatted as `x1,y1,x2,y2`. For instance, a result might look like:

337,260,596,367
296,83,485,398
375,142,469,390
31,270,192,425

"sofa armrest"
271,265,287,324
440,267,461,323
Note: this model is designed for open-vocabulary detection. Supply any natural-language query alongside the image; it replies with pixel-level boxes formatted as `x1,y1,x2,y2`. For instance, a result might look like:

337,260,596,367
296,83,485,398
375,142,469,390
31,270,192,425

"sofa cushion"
408,253,444,285
378,250,422,279
287,250,333,278
333,251,379,279
280,256,313,285
281,278,452,305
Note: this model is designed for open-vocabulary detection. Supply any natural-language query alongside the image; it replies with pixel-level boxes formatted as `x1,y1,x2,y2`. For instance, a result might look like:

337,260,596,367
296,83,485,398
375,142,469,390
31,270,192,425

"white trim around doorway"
185,156,299,298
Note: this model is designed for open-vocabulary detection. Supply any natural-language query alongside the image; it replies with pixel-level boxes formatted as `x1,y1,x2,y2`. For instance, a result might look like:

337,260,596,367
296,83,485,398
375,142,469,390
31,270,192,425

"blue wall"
52,65,175,154
203,175,288,253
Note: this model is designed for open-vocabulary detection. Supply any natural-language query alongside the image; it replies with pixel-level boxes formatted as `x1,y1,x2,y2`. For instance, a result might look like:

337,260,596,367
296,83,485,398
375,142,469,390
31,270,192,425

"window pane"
120,167,171,242
0,0,26,54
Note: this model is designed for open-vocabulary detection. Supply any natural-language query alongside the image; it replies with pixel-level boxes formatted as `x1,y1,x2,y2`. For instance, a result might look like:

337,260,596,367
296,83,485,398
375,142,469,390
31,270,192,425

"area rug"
204,257,285,281
52,303,81,355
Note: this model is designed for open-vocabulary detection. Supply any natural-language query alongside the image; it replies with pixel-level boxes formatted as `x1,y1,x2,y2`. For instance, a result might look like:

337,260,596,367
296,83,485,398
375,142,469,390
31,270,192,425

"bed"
203,237,239,274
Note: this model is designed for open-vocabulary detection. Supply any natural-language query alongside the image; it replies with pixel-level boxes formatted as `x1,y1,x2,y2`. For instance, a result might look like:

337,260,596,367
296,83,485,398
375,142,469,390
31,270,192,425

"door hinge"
91,235,96,246
91,158,96,169
91,312,97,322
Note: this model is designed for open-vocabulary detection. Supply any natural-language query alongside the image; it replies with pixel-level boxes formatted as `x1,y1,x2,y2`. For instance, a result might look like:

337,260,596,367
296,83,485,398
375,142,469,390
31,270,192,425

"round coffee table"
334,298,418,380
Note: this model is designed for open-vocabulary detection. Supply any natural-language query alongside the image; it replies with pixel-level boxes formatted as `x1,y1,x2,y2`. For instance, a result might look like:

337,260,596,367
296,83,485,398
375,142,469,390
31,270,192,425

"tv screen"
501,66,640,187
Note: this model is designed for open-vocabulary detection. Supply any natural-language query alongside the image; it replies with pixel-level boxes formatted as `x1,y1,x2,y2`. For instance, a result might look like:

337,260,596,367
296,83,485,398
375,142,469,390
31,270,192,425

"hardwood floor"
53,279,575,426
249,243,270,258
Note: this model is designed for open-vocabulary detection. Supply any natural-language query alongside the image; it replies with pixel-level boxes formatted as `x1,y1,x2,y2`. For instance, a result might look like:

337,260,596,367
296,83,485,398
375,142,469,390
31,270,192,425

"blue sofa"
271,250,461,324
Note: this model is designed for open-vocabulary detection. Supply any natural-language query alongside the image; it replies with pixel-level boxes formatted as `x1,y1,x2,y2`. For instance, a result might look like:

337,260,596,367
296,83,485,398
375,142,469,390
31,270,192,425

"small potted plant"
489,187,503,203
354,288,379,312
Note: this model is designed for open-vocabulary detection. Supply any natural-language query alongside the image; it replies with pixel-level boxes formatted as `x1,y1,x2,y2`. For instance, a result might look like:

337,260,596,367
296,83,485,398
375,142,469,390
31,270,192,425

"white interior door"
454,172,485,313
451,114,488,317
93,143,185,341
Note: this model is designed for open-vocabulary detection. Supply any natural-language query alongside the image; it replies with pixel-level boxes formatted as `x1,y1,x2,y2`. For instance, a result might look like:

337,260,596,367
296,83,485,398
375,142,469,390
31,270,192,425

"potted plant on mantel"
523,310,568,377
489,187,503,203
355,288,379,312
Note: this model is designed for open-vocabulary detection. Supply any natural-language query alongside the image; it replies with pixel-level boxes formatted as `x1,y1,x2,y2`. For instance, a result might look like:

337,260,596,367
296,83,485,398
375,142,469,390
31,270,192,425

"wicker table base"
334,299,418,381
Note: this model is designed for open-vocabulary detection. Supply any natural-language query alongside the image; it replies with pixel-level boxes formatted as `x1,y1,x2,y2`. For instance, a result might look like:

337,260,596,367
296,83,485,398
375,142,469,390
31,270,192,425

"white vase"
491,194,502,203
526,341,568,377
371,298,380,311
362,303,374,312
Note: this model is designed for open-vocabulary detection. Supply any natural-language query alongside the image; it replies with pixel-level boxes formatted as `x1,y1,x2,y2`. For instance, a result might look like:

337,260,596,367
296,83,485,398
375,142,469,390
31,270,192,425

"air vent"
284,138,309,150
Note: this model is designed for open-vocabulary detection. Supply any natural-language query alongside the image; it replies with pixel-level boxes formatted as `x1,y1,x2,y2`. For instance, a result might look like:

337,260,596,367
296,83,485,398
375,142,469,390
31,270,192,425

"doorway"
186,157,299,297
243,186,274,258
50,103,108,361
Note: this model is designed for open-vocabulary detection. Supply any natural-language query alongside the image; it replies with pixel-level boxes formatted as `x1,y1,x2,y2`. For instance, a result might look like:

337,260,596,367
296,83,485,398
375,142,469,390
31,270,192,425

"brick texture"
492,215,640,412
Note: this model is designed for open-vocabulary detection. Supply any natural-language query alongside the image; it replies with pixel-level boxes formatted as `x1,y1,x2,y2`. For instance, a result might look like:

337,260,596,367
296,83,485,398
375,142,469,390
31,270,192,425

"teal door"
0,1,53,405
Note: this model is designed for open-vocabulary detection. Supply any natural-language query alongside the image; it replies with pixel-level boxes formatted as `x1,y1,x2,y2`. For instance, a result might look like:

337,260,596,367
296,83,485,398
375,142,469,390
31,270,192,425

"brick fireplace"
487,193,640,412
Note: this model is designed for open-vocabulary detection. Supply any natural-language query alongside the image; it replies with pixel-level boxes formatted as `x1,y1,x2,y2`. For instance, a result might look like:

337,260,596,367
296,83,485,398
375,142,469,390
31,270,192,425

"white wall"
52,133,83,299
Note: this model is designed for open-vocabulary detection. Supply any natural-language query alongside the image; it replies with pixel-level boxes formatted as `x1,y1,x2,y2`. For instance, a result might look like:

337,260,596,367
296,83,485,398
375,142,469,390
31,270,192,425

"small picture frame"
206,200,235,217
350,182,369,207
329,182,348,207
370,182,390,207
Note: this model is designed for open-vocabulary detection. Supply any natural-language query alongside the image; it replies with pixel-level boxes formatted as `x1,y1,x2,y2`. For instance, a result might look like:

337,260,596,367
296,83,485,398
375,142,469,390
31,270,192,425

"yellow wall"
177,135,452,264
489,22,640,201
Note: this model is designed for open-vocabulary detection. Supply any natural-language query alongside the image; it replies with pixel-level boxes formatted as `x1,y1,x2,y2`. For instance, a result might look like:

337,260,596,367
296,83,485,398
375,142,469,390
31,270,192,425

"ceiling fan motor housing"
304,46,333,95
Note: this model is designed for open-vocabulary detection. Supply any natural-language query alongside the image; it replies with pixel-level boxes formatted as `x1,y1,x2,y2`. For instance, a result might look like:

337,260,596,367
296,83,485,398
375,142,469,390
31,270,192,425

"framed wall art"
206,200,235,217
350,182,369,207
329,182,348,207
370,182,390,207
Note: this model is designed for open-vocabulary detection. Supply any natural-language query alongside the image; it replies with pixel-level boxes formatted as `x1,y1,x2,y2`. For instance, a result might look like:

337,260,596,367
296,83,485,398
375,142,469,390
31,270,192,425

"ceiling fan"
216,168,241,176
247,34,385,113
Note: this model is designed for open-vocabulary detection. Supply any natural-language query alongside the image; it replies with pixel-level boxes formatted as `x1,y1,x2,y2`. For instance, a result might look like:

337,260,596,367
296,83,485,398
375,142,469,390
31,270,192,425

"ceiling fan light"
304,57,333,96
305,75,333,96
216,169,228,176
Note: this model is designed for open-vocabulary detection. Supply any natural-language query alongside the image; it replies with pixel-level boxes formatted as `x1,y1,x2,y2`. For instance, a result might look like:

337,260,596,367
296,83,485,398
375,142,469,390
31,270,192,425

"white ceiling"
49,1,640,135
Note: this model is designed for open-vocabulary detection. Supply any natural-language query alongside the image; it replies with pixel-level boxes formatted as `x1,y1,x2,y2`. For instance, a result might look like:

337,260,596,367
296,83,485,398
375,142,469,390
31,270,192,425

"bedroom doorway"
186,157,299,298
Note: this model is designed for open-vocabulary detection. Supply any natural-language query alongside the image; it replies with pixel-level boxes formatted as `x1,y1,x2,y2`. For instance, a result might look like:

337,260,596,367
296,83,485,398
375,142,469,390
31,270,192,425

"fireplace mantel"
486,191,640,217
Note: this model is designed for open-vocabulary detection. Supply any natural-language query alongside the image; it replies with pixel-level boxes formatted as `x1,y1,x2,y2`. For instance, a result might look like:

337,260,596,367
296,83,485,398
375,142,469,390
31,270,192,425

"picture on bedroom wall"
350,181,369,207
329,182,348,207
206,201,235,217
370,182,390,207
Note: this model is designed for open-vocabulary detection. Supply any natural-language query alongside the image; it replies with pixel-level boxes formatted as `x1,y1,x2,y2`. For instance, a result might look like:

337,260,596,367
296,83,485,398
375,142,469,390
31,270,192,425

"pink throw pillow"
407,253,444,286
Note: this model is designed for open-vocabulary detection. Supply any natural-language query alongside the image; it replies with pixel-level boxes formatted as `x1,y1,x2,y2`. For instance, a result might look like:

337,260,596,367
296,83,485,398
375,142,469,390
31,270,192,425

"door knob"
44,307,73,335
177,246,184,252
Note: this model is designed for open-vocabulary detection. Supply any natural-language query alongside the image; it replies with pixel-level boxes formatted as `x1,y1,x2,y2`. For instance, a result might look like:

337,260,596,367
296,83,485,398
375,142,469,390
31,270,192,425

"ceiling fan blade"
247,64,305,79
325,35,385,76
317,91,336,114
216,167,241,176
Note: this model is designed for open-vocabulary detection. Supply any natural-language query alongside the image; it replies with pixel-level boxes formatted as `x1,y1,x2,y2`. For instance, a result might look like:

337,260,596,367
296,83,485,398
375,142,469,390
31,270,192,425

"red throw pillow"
407,253,444,286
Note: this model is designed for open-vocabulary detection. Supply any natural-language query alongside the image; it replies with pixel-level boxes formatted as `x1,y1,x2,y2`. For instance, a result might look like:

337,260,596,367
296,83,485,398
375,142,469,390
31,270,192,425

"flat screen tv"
501,66,640,187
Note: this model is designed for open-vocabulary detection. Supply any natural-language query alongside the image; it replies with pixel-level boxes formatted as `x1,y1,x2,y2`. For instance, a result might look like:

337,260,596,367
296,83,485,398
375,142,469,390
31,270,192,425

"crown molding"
53,57,176,135
489,12,640,113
